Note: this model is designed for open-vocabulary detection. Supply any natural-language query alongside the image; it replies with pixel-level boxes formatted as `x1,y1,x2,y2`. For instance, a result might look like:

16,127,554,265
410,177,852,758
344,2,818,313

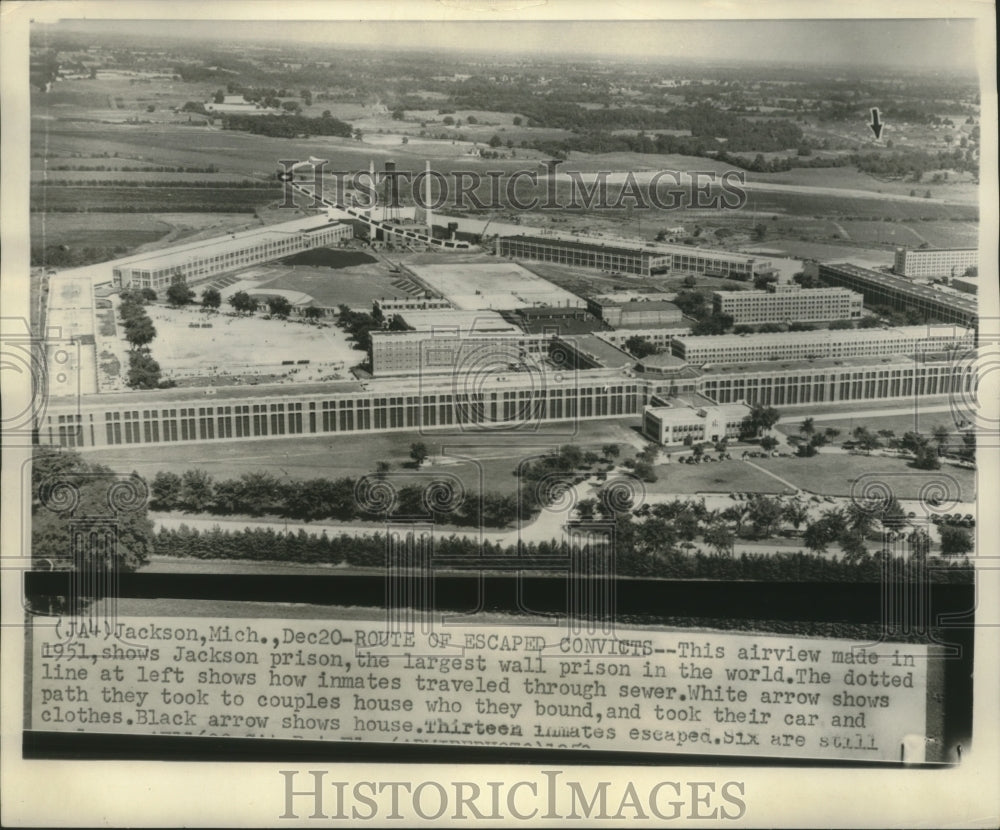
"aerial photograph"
11,12,996,824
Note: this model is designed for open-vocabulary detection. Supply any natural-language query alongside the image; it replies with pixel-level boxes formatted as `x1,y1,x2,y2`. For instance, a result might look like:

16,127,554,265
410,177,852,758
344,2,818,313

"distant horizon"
32,18,981,75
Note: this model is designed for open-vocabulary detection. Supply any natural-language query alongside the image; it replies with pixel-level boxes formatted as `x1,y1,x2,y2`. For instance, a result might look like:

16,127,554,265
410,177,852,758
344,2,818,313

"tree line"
150,523,972,584
118,288,173,390
220,113,352,139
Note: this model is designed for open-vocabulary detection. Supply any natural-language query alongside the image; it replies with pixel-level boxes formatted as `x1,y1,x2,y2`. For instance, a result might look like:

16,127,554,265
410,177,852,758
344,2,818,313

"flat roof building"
370,329,548,377
816,262,978,327
713,282,863,324
511,306,605,336
550,334,636,371
671,325,973,365
587,297,683,328
698,353,970,408
893,247,978,279
40,351,972,450
597,326,691,352
110,212,351,291
499,234,767,279
404,262,584,311
642,402,750,446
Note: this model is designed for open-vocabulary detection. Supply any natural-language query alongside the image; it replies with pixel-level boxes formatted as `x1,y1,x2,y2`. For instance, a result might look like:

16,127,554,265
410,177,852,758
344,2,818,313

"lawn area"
84,417,646,495
753,452,976,500
645,459,794,496
775,410,964,442
256,264,406,308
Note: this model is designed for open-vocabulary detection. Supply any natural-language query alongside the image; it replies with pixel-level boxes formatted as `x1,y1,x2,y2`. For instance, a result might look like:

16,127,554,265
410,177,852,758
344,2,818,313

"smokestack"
384,160,397,207
425,160,433,238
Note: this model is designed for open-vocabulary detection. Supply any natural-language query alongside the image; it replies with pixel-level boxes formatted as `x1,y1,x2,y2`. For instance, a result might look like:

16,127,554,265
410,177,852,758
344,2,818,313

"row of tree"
150,468,522,529
118,289,166,389
336,304,409,351
149,522,973,583
150,444,626,529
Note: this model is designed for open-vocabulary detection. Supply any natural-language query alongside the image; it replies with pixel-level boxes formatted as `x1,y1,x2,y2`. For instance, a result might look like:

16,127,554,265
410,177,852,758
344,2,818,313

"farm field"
752,164,979,204
29,212,260,254
32,120,982,223
739,240,894,267
30,170,267,184
31,185,281,212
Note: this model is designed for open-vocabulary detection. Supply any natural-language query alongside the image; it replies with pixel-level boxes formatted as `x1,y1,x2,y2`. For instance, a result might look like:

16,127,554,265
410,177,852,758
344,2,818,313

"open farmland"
30,171,267,184
30,212,171,250
31,185,281,212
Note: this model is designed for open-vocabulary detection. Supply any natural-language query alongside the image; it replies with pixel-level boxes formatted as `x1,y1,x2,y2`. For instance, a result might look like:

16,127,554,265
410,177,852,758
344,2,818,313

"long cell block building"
671,325,973,365
111,212,352,291
42,352,973,449
815,262,978,327
499,234,767,278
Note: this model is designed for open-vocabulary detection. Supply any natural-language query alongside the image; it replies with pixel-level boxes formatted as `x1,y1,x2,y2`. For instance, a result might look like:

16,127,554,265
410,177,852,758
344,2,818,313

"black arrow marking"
869,108,884,140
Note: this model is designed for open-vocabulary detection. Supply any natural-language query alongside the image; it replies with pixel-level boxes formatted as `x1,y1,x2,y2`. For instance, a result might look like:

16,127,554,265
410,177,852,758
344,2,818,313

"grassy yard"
84,417,645,495
645,459,794,495
776,411,966,444
257,265,405,308
753,453,976,500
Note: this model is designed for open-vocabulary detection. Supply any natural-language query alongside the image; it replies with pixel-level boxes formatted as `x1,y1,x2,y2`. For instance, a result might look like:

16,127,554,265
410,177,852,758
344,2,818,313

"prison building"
816,262,978,327
950,276,979,296
587,297,683,328
549,334,636,371
597,326,690,352
712,282,863,325
649,243,769,279
670,325,974,365
369,329,549,377
499,235,766,279
40,369,645,449
511,306,605,336
642,402,750,446
110,212,352,291
893,247,978,279
697,354,972,408
373,298,453,315
42,352,972,450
